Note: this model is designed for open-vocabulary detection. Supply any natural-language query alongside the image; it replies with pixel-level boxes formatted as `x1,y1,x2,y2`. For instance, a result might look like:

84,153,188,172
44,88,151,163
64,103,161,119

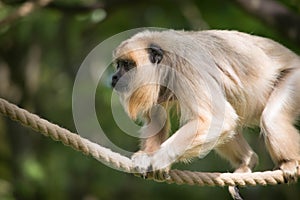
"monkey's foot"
279,160,299,183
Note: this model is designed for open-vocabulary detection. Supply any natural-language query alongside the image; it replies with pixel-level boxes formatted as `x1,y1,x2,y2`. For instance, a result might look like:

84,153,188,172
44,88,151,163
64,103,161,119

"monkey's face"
111,41,168,120
111,59,136,90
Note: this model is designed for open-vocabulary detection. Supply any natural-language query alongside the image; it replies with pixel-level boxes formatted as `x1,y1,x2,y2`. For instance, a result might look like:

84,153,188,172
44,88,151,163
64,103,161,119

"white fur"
113,30,300,182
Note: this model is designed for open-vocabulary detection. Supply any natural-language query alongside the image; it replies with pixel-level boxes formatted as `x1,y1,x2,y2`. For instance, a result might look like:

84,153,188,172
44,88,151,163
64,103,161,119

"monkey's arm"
132,117,217,174
150,118,212,169
139,105,170,153
140,119,170,153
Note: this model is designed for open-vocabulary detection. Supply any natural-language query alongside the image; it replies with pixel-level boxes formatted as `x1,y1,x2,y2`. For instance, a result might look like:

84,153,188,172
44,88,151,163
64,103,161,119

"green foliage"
0,0,299,199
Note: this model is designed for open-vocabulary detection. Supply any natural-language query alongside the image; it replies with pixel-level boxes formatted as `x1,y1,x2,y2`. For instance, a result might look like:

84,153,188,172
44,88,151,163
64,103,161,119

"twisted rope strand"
0,98,132,172
0,98,298,187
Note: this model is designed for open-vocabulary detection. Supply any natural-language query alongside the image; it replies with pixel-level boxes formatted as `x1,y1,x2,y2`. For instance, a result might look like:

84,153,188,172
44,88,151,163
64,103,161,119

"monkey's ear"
148,44,163,64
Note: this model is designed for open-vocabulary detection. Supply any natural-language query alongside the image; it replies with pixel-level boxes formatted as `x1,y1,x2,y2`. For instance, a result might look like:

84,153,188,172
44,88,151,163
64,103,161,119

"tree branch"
0,0,137,26
232,0,300,46
0,0,53,27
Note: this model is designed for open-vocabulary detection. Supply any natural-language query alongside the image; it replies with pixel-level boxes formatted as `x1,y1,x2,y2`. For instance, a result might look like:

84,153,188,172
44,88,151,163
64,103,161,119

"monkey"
111,30,300,197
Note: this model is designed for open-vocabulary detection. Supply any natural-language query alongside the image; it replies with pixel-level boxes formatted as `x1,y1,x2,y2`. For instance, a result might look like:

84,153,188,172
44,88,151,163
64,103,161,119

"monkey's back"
194,30,299,125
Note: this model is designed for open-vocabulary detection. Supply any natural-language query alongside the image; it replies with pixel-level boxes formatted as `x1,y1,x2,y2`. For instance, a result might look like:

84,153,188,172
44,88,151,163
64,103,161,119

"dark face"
111,43,164,91
111,59,135,90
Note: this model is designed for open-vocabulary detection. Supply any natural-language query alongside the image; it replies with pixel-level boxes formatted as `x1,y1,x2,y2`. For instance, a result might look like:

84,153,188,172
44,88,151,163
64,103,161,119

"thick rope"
0,98,298,187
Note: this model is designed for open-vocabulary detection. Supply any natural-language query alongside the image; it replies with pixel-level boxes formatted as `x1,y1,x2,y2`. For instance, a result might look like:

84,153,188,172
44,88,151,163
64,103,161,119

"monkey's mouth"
157,86,174,104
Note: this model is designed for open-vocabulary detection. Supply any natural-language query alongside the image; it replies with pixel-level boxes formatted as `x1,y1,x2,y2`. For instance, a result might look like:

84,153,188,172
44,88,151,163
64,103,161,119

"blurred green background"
0,0,300,199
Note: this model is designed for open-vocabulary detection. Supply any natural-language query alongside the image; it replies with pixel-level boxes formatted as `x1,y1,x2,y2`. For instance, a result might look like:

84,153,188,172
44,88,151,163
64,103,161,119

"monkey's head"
111,31,175,120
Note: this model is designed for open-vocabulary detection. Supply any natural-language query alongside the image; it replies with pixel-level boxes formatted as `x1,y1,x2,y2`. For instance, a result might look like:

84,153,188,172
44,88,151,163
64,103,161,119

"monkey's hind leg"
215,132,258,200
261,69,300,183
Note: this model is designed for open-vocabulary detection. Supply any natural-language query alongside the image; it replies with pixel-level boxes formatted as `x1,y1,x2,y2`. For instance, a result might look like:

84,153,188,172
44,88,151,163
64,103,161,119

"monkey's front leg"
132,111,170,179
132,130,170,179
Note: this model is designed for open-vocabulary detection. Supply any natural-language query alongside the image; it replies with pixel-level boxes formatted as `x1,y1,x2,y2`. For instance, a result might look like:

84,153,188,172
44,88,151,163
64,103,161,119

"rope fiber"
0,97,298,187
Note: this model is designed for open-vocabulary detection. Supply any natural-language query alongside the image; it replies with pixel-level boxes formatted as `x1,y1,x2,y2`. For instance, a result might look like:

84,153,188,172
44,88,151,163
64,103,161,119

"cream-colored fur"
112,30,300,184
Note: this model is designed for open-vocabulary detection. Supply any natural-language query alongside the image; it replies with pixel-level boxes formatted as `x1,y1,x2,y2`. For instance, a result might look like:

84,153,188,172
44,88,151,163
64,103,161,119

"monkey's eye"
117,60,135,72
148,44,163,64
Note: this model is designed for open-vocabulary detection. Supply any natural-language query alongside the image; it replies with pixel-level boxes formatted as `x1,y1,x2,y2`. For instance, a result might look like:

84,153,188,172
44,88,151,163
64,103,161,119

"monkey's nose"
111,74,119,88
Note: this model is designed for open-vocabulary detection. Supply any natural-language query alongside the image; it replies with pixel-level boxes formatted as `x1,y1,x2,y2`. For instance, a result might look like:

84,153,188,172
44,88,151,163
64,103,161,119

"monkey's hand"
131,151,152,178
151,148,173,178
131,150,172,180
